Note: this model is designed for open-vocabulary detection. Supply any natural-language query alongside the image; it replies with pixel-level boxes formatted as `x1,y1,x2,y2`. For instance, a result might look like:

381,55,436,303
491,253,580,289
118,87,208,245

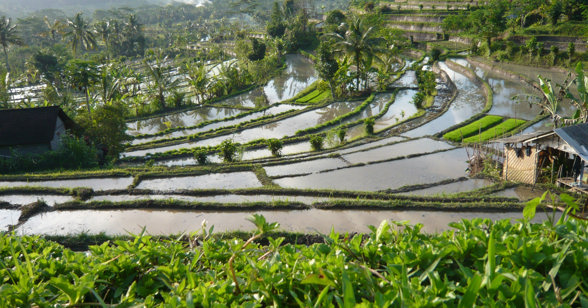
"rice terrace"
0,0,586,306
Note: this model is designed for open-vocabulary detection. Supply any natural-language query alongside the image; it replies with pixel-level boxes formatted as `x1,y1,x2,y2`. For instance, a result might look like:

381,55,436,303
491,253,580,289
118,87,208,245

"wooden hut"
497,123,588,191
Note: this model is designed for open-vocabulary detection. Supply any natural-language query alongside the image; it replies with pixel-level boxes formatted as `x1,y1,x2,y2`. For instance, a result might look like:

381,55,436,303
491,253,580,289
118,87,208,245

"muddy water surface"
374,90,418,132
90,194,346,205
274,148,468,191
18,209,555,235
0,177,134,191
491,186,546,201
265,158,348,177
398,179,492,196
136,172,261,190
341,138,453,164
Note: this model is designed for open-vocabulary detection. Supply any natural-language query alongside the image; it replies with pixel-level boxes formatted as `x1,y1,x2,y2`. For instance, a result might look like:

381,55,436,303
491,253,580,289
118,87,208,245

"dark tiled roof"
555,123,588,162
0,106,75,147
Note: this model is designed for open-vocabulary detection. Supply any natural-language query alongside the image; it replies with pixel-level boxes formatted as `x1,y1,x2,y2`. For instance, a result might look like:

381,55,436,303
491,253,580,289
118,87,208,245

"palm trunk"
3,45,10,73
85,87,92,120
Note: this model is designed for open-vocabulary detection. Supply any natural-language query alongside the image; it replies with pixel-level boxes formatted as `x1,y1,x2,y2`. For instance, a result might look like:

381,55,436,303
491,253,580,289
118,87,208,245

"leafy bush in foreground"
0,214,585,306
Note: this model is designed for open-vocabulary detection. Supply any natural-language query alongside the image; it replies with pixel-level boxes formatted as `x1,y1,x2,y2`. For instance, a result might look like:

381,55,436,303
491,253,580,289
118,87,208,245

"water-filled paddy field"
2,56,563,236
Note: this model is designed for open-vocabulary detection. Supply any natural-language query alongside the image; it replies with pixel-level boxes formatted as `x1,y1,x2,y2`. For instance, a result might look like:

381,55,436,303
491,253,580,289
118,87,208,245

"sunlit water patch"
90,194,344,205
373,90,418,132
265,158,348,177
0,209,20,231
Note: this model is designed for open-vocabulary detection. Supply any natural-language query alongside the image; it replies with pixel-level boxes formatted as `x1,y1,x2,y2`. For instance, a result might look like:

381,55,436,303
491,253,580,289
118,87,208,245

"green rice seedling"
443,115,504,142
364,118,375,135
463,118,526,143
310,135,324,151
265,138,283,157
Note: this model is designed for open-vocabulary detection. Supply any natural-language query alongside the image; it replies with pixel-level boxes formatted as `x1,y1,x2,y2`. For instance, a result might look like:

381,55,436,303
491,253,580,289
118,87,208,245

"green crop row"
296,89,323,103
0,211,586,306
307,90,332,103
463,118,527,143
443,115,504,142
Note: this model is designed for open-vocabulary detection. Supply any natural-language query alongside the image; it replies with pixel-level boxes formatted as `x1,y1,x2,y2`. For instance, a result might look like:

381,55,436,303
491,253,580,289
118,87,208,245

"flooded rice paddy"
0,210,20,231
403,62,485,138
398,178,493,196
135,172,261,190
274,148,468,191
0,195,74,206
127,107,243,136
126,100,366,157
131,104,305,146
4,58,562,236
17,209,555,236
0,177,134,191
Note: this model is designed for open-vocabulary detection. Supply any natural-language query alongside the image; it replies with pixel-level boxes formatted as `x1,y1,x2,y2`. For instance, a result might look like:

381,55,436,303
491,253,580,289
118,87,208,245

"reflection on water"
403,62,485,138
131,104,305,146
274,148,468,191
126,100,364,157
136,172,262,190
374,90,418,132
18,208,555,235
264,54,318,104
0,177,134,191
127,107,243,136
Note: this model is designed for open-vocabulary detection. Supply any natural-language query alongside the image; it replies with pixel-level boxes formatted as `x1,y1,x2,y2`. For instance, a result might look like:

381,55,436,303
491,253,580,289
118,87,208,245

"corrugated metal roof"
554,123,588,162
491,130,553,144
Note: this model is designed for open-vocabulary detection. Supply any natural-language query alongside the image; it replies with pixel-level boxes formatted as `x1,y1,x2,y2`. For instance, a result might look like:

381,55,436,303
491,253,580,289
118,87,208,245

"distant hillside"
0,0,180,17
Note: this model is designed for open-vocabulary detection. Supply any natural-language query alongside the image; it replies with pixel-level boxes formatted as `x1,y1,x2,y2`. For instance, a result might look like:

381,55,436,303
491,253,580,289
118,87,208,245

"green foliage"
247,38,266,62
463,118,527,143
194,149,207,165
364,117,375,135
0,133,98,173
218,139,241,163
443,115,505,142
0,217,586,306
265,138,283,157
337,127,346,143
77,102,128,160
309,135,324,151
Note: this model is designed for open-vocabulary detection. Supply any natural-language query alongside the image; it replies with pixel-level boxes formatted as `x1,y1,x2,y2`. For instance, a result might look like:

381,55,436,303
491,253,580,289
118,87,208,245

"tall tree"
42,16,64,44
0,16,23,72
327,15,385,91
64,13,96,57
65,59,99,118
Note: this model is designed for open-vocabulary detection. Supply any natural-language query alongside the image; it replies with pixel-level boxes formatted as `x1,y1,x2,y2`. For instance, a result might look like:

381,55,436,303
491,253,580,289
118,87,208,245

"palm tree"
327,15,385,91
42,16,64,44
94,20,112,59
144,56,180,110
64,13,97,57
0,16,23,72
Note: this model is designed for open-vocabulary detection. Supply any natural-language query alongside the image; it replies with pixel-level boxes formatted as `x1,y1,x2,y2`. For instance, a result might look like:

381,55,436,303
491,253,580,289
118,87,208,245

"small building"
497,123,588,190
0,106,77,157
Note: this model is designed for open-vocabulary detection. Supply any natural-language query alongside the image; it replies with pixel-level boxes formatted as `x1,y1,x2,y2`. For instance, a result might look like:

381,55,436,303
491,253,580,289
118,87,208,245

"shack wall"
503,146,539,184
